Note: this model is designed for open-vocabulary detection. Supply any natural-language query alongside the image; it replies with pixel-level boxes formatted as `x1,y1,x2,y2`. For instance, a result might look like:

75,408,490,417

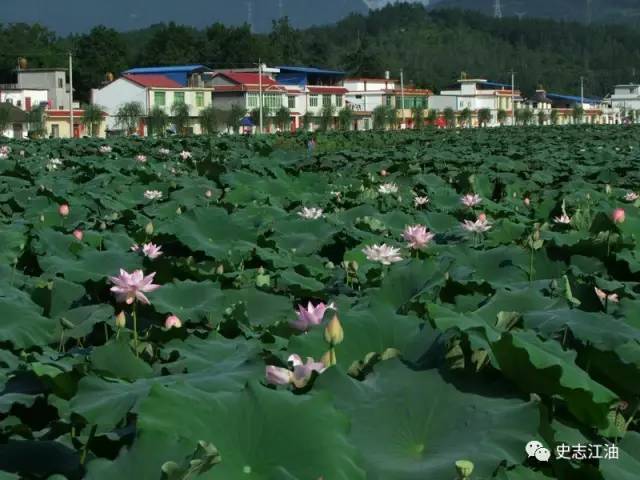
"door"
12,123,23,139
25,97,31,111
73,124,80,138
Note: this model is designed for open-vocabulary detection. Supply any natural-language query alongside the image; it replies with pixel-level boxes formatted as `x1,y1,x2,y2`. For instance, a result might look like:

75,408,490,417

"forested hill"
3,4,640,102
432,0,640,25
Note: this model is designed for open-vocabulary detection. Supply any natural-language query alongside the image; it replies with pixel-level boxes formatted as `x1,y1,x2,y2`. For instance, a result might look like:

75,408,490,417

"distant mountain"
0,0,368,33
431,0,640,25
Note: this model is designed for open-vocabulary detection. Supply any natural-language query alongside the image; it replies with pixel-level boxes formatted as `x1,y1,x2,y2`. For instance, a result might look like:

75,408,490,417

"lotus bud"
380,169,388,177
216,264,224,274
524,197,530,207
326,261,335,269
176,207,182,215
100,222,107,230
477,212,487,222
115,311,126,329
455,460,474,479
350,260,359,271
165,315,182,329
612,208,625,224
205,189,213,198
73,229,83,241
324,314,344,345
605,184,612,195
145,221,154,235
58,204,70,217
40,215,45,222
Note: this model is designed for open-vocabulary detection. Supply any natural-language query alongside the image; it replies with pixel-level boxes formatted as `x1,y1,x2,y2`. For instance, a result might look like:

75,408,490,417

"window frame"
309,94,319,108
154,91,166,107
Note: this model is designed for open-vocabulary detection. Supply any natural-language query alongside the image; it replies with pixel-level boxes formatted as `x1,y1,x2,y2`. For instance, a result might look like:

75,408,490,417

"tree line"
1,3,640,103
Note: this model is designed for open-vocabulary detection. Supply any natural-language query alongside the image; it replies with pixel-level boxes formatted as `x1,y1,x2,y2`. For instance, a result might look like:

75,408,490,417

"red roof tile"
218,71,276,86
124,74,183,88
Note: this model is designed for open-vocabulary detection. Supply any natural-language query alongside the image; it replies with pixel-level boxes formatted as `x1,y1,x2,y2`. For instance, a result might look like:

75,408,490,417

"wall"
18,70,70,110
428,95,458,111
0,90,48,111
92,78,147,130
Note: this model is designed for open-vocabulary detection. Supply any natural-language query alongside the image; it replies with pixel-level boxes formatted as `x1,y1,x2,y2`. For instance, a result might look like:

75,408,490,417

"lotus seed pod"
324,314,344,345
145,222,154,235
455,460,474,479
115,311,126,329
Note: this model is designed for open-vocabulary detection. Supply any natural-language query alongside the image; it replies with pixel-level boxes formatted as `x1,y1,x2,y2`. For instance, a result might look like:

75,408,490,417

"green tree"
443,107,456,128
171,102,191,136
426,109,438,125
27,106,46,138
338,107,354,131
274,106,291,131
412,106,424,129
373,105,387,130
269,18,303,64
148,105,169,137
550,109,560,125
478,108,492,127
138,22,204,65
81,104,104,137
116,101,143,135
199,105,218,135
301,112,313,131
572,104,585,124
386,107,399,129
537,110,548,126
459,107,472,127
497,109,508,126
226,104,247,133
319,104,335,131
74,26,130,103
0,104,13,135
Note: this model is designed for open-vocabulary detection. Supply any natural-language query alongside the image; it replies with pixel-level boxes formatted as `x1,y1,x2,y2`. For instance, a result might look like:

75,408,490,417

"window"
173,92,185,104
247,93,259,109
154,91,166,107
288,95,296,109
309,95,319,108
51,124,60,138
263,93,282,109
336,95,343,107
386,96,393,107
58,78,63,88
16,100,22,107
196,91,204,108
322,94,331,107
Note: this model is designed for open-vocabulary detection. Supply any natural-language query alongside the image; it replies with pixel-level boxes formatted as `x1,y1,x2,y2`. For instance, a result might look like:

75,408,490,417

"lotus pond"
1,127,640,479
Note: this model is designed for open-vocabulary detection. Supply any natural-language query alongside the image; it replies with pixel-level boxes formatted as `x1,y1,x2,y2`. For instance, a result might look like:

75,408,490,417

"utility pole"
510,69,516,126
580,76,585,106
69,51,74,138
258,60,263,134
400,69,405,129
494,0,503,19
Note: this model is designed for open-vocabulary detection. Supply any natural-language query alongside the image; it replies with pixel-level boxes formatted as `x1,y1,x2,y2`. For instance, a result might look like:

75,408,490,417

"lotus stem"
132,302,139,356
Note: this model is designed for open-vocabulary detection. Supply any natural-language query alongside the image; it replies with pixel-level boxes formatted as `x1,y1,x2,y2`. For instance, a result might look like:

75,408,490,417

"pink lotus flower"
58,204,70,217
0,145,11,159
141,243,163,260
362,244,403,265
179,151,192,160
524,197,531,207
135,154,147,163
72,229,83,241
554,214,571,225
380,169,389,177
461,216,492,233
265,354,327,388
612,208,626,224
165,315,182,329
291,301,335,331
109,269,161,305
402,225,435,250
477,212,487,222
595,287,619,304
461,194,482,207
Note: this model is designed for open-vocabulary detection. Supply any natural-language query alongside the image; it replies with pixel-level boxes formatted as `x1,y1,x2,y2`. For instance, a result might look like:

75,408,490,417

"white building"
429,78,522,126
16,68,72,110
0,88,48,111
92,73,214,135
610,84,640,119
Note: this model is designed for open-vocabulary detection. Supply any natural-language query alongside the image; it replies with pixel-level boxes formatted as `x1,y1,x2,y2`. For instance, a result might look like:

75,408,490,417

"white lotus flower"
158,148,171,156
179,151,192,160
461,216,492,233
298,207,324,219
461,194,482,207
624,192,639,202
414,195,429,207
554,214,571,225
99,145,112,154
362,244,403,265
144,190,163,201
46,158,63,171
378,183,399,195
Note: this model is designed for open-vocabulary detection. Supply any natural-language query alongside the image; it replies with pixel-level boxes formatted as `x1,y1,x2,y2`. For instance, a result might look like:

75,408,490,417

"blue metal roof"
484,81,512,89
124,65,207,74
276,65,345,76
547,92,601,105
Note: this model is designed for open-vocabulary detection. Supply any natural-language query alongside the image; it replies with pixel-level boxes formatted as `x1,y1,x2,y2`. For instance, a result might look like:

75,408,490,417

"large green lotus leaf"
584,342,640,397
288,303,423,369
0,440,82,480
39,249,143,283
68,336,261,433
225,288,293,327
523,309,640,350
486,219,528,245
474,288,563,324
491,331,617,427
494,466,554,479
55,304,115,339
0,224,26,264
276,269,326,296
0,297,53,350
375,258,449,309
270,218,338,256
162,207,256,261
30,277,86,318
314,360,540,480
444,245,530,286
151,280,225,323
90,339,153,381
600,432,640,480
